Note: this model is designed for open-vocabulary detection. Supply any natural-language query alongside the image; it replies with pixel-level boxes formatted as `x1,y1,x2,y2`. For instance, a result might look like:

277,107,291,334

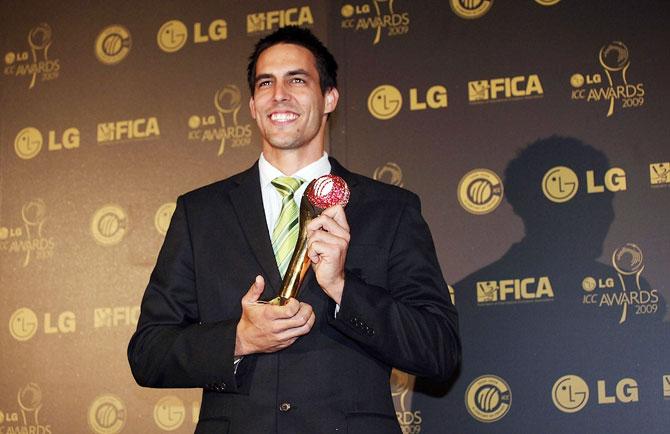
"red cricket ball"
306,174,350,209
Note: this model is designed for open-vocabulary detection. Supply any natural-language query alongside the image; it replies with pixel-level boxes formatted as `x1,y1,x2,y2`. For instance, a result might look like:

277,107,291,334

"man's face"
249,43,338,154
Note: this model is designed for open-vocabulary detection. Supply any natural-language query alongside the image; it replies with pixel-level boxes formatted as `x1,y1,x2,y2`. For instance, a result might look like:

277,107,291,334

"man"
128,26,459,434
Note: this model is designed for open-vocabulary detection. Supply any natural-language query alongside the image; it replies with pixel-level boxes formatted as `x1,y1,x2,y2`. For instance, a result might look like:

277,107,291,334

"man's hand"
235,276,315,356
306,205,350,304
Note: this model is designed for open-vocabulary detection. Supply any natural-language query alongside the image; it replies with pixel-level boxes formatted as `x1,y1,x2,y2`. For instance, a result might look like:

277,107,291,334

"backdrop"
1,1,668,433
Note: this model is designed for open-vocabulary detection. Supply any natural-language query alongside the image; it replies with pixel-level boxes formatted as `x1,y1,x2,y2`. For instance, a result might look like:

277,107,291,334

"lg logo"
552,375,639,414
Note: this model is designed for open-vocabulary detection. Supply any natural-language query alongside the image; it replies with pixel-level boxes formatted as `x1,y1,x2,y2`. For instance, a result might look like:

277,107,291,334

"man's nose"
272,81,289,102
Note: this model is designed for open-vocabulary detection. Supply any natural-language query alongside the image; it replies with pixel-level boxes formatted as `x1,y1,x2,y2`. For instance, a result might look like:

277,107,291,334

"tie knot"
272,177,304,197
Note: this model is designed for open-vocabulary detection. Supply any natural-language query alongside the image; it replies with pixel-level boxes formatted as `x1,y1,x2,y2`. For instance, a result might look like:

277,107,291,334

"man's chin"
266,138,302,150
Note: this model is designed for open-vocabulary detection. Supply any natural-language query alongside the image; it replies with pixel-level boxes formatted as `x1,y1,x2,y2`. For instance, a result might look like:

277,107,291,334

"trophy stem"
268,203,314,306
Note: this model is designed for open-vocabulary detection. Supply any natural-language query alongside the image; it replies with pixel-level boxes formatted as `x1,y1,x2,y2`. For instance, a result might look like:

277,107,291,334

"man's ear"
249,97,257,120
324,87,339,114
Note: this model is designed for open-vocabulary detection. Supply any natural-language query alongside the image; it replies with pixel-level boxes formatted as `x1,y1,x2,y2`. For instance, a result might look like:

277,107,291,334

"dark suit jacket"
128,158,460,434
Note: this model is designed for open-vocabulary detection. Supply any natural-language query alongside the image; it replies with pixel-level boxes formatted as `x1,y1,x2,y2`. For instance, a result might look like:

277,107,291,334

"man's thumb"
243,275,265,303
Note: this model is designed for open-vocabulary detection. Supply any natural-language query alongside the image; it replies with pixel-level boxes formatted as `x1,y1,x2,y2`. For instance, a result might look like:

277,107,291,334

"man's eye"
291,78,305,84
258,81,272,87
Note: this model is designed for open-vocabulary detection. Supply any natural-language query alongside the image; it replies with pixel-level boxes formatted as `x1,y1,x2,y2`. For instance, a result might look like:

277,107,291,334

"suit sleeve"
327,192,461,381
127,196,244,393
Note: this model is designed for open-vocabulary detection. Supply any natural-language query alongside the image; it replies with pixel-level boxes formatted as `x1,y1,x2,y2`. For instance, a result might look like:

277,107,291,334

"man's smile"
269,111,300,124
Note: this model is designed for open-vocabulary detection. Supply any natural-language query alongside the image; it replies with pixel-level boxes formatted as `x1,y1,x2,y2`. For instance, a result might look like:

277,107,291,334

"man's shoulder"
178,164,256,204
347,169,419,206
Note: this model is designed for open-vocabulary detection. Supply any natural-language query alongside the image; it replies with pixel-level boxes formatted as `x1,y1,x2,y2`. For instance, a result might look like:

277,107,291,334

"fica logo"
97,117,160,144
340,1,410,45
581,243,660,324
649,162,670,188
476,276,554,305
468,74,543,104
3,23,60,89
570,41,645,117
247,6,313,34
367,84,447,120
188,85,253,156
541,165,627,203
157,19,227,53
94,306,140,328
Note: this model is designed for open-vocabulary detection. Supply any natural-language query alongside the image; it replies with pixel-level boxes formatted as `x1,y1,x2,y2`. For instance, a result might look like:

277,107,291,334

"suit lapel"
329,157,363,219
229,163,282,296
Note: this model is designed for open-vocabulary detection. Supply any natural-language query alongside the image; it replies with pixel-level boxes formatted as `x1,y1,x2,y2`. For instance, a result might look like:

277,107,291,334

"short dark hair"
247,26,338,95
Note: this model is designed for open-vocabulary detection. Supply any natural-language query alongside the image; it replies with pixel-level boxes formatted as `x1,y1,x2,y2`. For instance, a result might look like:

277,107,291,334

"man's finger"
278,302,314,329
242,275,265,304
277,311,316,341
307,214,350,240
308,230,348,249
320,205,349,230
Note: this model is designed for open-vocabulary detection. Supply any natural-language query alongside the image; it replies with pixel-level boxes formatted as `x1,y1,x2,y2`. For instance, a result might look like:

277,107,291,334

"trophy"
611,243,644,324
267,174,350,305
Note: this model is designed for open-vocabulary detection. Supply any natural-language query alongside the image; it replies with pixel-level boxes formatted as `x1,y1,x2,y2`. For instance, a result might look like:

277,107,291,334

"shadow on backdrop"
413,136,667,433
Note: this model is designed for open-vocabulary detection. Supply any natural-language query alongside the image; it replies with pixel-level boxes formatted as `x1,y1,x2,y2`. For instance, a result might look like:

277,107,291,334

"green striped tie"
271,177,304,277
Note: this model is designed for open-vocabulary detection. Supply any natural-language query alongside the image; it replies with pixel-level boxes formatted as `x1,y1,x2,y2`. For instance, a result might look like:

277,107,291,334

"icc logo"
465,375,511,423
457,169,504,215
373,162,404,187
88,394,126,434
95,25,132,65
91,205,128,246
450,0,494,19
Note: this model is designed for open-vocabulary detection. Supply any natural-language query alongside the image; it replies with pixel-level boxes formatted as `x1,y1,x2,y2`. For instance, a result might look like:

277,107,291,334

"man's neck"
262,146,324,176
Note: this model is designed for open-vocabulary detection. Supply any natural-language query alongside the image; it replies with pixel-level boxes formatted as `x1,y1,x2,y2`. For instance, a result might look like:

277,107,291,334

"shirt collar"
259,152,331,189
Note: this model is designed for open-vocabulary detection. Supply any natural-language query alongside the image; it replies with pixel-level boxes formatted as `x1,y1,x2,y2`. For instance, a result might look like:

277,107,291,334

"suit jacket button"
279,402,291,412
